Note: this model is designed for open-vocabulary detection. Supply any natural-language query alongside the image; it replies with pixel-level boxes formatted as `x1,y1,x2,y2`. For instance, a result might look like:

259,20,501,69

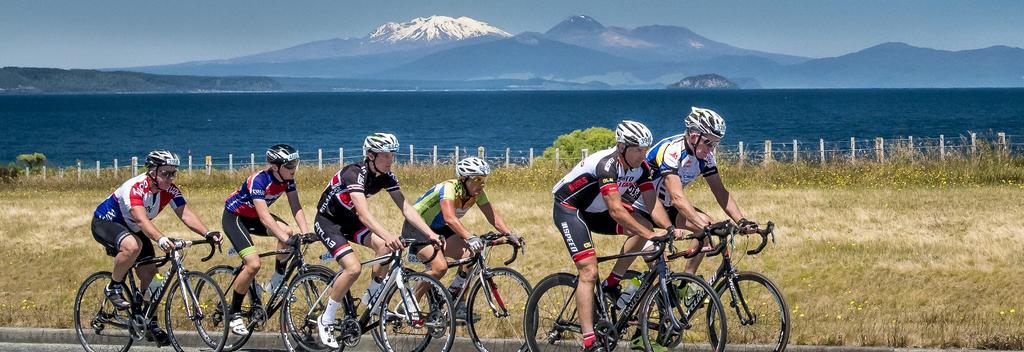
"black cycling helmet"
266,144,300,165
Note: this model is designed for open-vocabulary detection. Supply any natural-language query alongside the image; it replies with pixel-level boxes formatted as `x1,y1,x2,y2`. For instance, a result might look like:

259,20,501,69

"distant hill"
667,74,739,89
0,67,279,93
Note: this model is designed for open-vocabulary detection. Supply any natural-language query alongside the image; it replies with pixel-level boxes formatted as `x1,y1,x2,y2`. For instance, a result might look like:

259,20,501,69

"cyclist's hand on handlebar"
506,233,525,247
670,228,685,240
384,235,405,251
428,233,445,247
738,218,759,234
157,236,176,252
466,236,485,253
285,234,301,247
203,231,222,243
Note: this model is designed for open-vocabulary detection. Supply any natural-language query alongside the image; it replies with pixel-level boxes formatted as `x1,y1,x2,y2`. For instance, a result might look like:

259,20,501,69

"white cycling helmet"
456,157,491,177
145,150,180,169
362,133,400,156
615,120,654,147
684,107,727,138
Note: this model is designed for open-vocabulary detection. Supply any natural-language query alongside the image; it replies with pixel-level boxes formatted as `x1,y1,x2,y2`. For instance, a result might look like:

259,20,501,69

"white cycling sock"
322,298,342,323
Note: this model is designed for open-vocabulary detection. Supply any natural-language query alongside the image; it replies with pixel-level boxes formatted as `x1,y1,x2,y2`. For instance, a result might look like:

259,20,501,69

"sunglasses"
468,176,487,184
159,170,177,178
281,161,299,170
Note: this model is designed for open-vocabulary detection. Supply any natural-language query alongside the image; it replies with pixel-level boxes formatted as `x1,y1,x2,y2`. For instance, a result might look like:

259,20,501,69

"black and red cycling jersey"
551,147,654,213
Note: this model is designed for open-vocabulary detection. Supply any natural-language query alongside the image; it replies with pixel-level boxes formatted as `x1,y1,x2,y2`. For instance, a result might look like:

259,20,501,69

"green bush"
0,164,21,181
16,153,46,170
541,127,615,166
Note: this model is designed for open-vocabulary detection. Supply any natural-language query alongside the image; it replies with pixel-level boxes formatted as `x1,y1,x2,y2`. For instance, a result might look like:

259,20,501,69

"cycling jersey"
224,169,296,218
316,162,401,220
412,179,490,229
646,134,718,207
552,147,654,213
93,173,187,232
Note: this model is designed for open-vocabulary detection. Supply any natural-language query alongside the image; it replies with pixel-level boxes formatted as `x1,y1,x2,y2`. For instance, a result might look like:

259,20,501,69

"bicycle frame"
225,243,317,327
446,233,523,318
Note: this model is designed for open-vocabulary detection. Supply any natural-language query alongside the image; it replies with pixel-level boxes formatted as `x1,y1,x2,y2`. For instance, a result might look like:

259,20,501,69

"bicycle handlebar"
402,238,443,263
479,231,526,266
746,221,775,255
168,237,221,262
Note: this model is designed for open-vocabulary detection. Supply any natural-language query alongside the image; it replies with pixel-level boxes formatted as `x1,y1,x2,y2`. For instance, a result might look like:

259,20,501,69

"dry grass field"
1,156,1023,348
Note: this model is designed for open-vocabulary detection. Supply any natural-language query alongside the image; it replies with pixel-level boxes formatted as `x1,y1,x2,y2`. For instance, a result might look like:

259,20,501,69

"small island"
667,73,739,90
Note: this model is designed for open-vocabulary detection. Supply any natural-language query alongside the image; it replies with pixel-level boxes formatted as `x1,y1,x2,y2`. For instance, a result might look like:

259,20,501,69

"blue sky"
3,0,1023,69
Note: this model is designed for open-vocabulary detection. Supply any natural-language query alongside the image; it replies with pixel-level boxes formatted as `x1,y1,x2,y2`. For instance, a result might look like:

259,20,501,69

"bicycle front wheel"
715,271,790,352
465,267,533,352
281,270,337,352
374,271,456,352
74,271,134,352
164,271,229,352
199,264,253,351
523,272,583,352
638,272,727,352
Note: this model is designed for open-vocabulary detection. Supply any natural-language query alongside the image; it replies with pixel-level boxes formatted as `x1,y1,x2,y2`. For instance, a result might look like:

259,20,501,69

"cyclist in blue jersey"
222,144,311,335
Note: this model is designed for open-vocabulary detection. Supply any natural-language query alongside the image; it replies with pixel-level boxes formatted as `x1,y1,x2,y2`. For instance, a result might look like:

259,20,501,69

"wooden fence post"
529,148,534,167
77,161,82,182
432,146,438,166
998,132,1007,153
505,147,511,166
763,140,773,164
96,161,100,177
42,166,46,180
250,153,255,172
339,148,344,166
819,139,825,164
478,146,485,159
940,135,946,160
318,149,323,170
205,156,212,175
229,154,234,172
555,148,561,165
792,140,799,162
738,141,745,164
113,159,118,177
454,146,459,163
132,157,139,175
410,145,415,164
850,137,856,163
187,155,192,175
971,132,977,154
582,148,589,159
875,137,884,162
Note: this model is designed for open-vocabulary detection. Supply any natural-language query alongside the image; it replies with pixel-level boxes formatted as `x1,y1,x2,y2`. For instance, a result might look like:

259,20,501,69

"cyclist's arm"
477,201,512,235
440,199,473,240
603,191,656,239
253,199,290,242
641,188,672,229
705,173,745,223
350,192,395,240
131,206,165,242
286,190,310,234
664,174,711,232
390,190,440,240
173,204,211,236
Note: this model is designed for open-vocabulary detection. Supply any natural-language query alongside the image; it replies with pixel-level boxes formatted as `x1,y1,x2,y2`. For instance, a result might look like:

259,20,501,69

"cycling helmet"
456,157,491,177
684,107,726,138
615,120,654,147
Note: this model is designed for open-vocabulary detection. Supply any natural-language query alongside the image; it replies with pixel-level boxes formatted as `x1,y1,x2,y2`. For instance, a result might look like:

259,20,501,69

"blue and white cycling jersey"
644,134,719,207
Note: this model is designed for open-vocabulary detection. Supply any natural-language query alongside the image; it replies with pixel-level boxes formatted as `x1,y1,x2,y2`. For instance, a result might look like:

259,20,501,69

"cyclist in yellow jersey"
403,157,520,322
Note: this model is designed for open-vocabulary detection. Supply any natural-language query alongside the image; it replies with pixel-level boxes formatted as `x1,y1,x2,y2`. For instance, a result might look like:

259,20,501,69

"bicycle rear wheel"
523,272,584,352
164,271,229,352
638,272,727,352
465,267,533,352
714,271,790,352
374,271,456,352
74,271,134,352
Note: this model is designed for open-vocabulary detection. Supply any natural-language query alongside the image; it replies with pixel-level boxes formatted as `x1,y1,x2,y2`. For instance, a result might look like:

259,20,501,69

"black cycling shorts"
314,213,370,260
91,217,154,262
552,203,628,263
401,221,457,254
222,210,288,258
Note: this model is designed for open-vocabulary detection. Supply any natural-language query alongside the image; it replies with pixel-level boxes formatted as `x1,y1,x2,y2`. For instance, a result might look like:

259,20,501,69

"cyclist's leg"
270,214,292,270
441,234,473,297
92,218,142,284
360,232,395,281
223,210,261,303
553,203,599,347
314,214,359,348
606,211,656,285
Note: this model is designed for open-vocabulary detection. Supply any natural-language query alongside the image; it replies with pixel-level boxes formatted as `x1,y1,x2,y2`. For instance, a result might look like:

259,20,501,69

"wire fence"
17,132,1023,180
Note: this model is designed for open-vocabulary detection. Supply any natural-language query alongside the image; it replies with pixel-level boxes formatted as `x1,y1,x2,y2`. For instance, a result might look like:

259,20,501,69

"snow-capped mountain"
368,16,511,44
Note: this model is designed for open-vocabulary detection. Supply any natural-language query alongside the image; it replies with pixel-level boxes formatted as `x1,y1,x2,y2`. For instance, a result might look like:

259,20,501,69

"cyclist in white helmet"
550,121,676,351
91,150,221,346
312,133,442,348
639,107,760,275
404,156,519,322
